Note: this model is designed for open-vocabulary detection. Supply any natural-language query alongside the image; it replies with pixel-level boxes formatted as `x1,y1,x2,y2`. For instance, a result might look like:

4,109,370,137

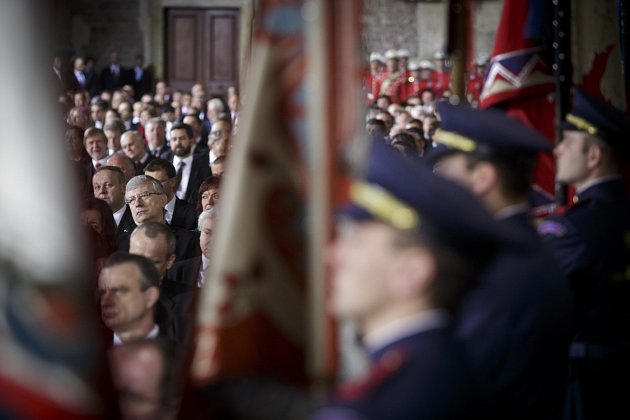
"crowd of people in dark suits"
53,50,241,418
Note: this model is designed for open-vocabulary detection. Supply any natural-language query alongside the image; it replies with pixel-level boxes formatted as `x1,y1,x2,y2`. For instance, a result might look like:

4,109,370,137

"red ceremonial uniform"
466,73,485,100
432,70,451,97
377,71,406,104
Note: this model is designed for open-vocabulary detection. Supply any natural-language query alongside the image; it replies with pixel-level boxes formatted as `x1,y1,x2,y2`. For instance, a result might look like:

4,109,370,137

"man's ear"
388,247,436,300
145,286,160,310
165,254,176,271
586,143,603,170
470,161,498,197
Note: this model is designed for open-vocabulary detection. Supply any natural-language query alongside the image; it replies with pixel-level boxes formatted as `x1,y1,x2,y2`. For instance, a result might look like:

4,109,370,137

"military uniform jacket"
313,318,493,420
538,178,630,344
456,211,573,419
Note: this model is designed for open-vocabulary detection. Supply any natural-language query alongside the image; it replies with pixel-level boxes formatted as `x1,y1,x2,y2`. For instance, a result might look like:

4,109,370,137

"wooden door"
166,8,239,98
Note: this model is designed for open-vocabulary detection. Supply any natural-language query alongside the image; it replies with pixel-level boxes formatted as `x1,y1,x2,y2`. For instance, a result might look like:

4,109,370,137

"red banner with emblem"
480,0,557,215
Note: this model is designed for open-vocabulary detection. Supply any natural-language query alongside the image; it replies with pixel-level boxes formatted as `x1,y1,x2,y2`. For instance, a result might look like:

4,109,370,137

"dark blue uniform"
429,102,574,419
312,322,492,420
315,139,511,419
457,224,573,419
537,88,630,419
539,179,630,419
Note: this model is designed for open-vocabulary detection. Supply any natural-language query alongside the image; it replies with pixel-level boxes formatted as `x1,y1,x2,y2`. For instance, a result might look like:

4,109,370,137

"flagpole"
553,0,572,206
447,0,471,104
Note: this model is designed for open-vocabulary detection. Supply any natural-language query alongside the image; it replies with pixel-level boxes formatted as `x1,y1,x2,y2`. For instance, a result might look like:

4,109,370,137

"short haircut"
95,165,125,185
464,151,536,201
392,230,489,313
84,127,107,143
169,122,193,139
183,112,201,123
208,97,226,112
104,119,124,133
146,117,166,130
198,208,217,231
109,337,178,412
126,175,165,196
144,159,177,179
102,252,160,290
366,118,386,130
122,131,144,146
131,222,176,258
65,125,84,140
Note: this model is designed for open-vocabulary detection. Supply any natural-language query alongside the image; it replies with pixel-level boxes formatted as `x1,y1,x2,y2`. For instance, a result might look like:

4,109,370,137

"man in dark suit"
164,122,211,205
98,253,162,345
101,50,126,93
107,153,136,186
92,166,135,245
168,208,216,292
65,56,86,93
144,118,171,159
183,112,209,156
129,222,197,344
51,54,65,97
119,175,200,262
538,88,630,419
121,131,155,175
109,338,179,419
428,103,574,419
312,139,505,419
144,159,197,230
83,56,100,97
131,54,153,101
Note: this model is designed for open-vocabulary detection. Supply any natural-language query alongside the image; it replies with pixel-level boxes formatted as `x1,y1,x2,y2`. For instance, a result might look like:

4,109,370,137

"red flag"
572,1,626,109
480,0,556,213
191,0,309,387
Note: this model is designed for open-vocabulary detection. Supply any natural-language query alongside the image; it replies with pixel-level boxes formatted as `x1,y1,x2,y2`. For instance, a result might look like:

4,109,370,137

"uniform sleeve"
538,217,587,278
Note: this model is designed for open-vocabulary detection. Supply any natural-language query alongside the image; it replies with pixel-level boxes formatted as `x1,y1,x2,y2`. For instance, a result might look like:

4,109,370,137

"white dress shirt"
113,324,159,346
164,195,176,224
112,204,126,227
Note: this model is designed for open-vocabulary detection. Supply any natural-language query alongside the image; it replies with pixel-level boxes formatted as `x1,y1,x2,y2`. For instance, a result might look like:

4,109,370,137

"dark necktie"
176,161,186,192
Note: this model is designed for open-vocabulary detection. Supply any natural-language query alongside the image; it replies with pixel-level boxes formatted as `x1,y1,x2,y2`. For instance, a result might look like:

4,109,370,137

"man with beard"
164,122,210,205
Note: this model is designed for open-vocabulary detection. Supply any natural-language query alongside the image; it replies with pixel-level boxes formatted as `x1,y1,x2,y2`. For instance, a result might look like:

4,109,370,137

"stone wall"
52,0,502,85
362,0,419,58
362,0,502,63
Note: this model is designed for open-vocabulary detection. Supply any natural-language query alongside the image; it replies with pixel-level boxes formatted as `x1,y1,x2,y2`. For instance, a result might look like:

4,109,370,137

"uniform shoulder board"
537,220,568,237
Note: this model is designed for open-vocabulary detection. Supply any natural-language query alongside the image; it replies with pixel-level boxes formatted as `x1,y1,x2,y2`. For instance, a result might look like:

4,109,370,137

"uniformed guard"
311,139,507,419
427,102,574,419
538,88,630,419
376,50,405,104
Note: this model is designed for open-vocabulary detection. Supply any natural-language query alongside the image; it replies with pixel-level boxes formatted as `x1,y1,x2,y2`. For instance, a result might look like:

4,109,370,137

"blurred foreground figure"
110,338,178,420
0,1,106,417
538,88,630,419
429,103,573,419
312,140,507,419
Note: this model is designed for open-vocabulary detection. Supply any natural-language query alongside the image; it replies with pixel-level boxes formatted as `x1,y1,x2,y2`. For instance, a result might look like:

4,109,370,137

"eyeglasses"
126,191,161,205
209,129,229,139
201,192,219,202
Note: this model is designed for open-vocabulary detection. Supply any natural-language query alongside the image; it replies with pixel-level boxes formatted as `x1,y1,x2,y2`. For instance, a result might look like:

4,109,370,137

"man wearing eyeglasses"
119,175,200,263
207,119,232,175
